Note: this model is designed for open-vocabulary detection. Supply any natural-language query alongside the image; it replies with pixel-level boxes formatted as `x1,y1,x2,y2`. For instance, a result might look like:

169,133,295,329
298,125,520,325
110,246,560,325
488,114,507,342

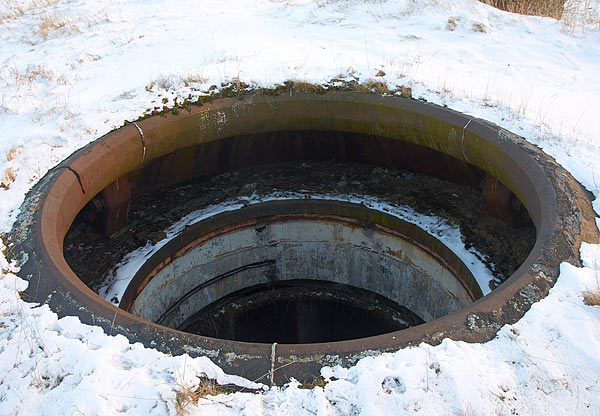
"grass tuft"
179,73,208,87
583,289,600,306
446,16,458,31
0,0,59,22
146,75,175,91
1,167,16,190
479,0,566,19
562,0,600,31
27,12,83,43
6,146,23,162
10,64,66,87
172,375,224,415
361,79,393,94
299,375,328,389
471,22,488,32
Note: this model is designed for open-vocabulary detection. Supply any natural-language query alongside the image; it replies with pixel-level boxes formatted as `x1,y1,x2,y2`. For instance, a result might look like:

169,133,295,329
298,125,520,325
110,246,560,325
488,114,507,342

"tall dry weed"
0,0,59,21
562,0,600,31
583,290,600,306
172,376,224,415
33,13,81,41
479,0,566,19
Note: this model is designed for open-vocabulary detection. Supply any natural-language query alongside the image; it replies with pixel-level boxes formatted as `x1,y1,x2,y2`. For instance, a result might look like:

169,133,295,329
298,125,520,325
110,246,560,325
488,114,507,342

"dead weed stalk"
34,13,81,41
0,0,59,22
582,247,600,306
479,0,599,30
583,290,600,306
173,375,225,415
562,0,600,31
478,0,566,19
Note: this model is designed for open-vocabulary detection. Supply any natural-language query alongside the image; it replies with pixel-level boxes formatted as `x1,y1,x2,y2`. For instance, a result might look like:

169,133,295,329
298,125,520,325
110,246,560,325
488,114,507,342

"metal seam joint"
50,166,86,195
461,118,473,164
133,122,146,165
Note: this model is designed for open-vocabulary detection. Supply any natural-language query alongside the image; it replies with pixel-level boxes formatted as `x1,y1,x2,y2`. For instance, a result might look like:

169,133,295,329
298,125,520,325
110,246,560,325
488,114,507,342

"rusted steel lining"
8,92,598,385
482,173,524,227
119,200,482,314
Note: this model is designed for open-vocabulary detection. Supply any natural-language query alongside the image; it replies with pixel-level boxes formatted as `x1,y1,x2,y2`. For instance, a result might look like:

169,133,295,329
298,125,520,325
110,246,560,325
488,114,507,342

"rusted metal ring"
8,92,598,384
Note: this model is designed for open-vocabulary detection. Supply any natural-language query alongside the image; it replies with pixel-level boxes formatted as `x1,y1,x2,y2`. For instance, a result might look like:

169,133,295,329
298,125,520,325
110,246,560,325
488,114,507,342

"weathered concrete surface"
129,211,477,329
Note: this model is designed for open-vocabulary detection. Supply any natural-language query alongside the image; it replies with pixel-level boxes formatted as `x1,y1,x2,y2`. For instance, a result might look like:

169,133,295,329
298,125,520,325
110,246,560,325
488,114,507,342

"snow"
1,0,599,414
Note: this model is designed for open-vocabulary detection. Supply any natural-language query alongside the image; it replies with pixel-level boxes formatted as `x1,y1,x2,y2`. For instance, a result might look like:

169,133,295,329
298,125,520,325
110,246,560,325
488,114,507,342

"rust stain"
385,247,403,259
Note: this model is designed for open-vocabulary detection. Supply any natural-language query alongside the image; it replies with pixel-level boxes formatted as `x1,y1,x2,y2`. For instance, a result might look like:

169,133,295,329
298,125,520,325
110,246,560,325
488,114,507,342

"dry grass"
583,289,600,306
6,145,23,162
118,90,136,100
180,73,208,87
0,0,59,21
11,64,54,83
288,80,328,94
361,79,392,94
471,22,488,32
1,167,16,190
299,375,328,389
479,0,566,19
146,73,208,92
480,0,600,30
146,75,175,92
446,16,458,31
562,0,600,31
33,13,81,41
29,102,80,125
10,63,66,87
172,376,224,416
582,248,600,306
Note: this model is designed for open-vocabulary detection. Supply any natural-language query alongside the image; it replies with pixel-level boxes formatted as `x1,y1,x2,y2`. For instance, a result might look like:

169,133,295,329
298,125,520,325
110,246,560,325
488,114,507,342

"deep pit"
9,92,597,384
63,139,534,345
182,280,426,344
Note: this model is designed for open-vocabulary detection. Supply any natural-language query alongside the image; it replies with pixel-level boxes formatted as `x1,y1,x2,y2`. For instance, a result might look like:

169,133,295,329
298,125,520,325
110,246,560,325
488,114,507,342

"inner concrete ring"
120,200,482,337
8,91,598,385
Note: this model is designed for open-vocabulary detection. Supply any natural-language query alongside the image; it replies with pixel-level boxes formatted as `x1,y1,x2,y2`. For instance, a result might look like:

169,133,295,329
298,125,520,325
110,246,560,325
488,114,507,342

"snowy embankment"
0,0,599,414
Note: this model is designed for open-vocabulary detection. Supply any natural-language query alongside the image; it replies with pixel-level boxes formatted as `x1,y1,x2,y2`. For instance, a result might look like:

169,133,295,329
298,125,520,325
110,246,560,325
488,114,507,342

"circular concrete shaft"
120,200,481,340
8,92,598,385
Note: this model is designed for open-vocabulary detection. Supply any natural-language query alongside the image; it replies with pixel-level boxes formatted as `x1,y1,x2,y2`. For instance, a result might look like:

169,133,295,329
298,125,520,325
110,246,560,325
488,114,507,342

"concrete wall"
131,218,473,329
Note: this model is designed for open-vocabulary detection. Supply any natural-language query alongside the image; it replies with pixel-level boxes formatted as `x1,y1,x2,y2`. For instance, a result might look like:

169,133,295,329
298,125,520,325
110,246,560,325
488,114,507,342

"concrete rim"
8,91,598,385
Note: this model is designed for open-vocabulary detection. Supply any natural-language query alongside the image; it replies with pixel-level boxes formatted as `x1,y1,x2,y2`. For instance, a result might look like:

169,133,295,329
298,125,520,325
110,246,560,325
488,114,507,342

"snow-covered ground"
1,0,599,414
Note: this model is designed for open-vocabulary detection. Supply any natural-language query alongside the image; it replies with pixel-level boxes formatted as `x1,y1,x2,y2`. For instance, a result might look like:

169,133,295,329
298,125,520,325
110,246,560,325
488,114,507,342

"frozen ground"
0,0,599,414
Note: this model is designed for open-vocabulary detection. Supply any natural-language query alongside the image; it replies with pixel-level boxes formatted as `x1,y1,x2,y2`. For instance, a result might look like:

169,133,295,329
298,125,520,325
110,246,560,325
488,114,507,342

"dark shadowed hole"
63,129,535,345
179,280,425,343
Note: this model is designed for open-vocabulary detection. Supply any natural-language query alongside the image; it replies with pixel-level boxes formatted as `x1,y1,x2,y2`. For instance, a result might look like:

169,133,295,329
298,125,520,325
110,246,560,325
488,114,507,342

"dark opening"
63,128,536,344
65,130,535,295
179,280,425,343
